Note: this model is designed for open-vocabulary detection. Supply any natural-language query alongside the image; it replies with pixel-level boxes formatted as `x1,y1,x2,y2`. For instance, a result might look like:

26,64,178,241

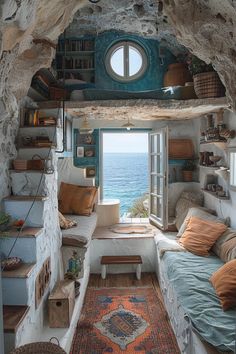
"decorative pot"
182,170,193,182
163,63,192,87
193,71,225,98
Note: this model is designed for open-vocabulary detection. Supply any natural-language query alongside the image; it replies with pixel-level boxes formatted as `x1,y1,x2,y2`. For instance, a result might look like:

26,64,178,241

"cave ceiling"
67,0,186,57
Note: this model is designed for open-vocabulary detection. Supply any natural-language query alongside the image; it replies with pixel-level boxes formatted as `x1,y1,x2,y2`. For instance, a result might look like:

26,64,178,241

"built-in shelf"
202,189,230,200
19,125,57,129
57,69,95,73
199,165,219,169
57,51,95,56
3,195,48,201
200,141,227,149
9,169,54,175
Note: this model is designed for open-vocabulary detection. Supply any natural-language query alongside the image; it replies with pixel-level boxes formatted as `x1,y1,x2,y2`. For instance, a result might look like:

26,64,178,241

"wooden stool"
101,255,142,280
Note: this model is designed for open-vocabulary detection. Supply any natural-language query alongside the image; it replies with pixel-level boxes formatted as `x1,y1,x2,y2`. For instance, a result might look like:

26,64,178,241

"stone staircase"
0,108,63,353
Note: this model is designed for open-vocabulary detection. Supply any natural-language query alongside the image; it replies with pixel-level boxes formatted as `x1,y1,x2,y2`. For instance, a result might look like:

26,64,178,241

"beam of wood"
101,255,142,264
37,97,229,121
2,263,35,278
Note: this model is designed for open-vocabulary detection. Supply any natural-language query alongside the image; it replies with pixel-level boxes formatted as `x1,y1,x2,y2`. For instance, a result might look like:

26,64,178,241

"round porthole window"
105,41,148,82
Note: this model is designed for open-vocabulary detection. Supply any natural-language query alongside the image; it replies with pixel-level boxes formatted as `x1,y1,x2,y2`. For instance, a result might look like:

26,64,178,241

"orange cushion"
58,182,97,216
179,216,227,256
210,259,236,311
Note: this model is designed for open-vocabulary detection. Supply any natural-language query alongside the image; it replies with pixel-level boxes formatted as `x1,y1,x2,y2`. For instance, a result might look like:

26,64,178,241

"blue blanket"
163,252,236,352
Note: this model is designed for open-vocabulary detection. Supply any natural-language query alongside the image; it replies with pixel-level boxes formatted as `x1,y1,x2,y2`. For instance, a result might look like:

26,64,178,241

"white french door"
149,127,168,230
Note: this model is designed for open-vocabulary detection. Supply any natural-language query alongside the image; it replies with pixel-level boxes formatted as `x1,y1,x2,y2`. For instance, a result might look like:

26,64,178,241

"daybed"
155,206,236,354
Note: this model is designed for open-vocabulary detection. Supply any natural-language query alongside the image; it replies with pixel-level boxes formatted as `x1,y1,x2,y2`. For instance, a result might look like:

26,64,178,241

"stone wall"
0,0,87,202
163,0,236,109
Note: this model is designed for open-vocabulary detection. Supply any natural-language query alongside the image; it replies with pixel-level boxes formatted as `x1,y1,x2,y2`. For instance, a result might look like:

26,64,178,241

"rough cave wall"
163,0,236,109
0,0,87,203
1,0,236,202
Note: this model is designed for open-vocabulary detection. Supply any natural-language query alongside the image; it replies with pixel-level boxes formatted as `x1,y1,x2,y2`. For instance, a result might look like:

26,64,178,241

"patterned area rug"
70,287,180,353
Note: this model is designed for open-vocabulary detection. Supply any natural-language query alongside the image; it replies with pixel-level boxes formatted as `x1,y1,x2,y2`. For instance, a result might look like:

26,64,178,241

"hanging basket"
10,341,66,354
193,71,225,99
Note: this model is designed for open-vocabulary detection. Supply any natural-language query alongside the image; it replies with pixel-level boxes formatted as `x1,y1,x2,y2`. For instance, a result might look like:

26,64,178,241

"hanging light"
122,117,135,131
79,116,94,135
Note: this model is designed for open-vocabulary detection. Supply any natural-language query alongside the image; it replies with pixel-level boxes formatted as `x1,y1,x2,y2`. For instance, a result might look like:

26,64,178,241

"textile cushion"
210,259,236,310
212,228,236,262
58,182,97,216
175,191,204,230
177,207,223,238
58,211,77,229
179,216,227,256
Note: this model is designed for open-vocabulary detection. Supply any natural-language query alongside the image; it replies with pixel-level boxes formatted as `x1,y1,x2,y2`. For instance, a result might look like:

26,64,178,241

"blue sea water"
103,153,149,216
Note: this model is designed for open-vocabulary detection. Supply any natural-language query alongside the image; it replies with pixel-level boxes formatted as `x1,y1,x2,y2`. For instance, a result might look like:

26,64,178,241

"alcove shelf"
202,189,230,200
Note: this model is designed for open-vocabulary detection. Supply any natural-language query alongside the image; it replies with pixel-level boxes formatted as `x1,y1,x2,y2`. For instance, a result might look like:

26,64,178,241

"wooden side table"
96,199,120,227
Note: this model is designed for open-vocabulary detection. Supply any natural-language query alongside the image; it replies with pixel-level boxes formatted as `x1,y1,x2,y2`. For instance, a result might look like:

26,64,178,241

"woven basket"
193,71,225,98
10,342,66,354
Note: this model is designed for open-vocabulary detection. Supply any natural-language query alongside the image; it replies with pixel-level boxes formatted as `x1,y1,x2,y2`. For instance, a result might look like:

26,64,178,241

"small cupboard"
73,129,99,186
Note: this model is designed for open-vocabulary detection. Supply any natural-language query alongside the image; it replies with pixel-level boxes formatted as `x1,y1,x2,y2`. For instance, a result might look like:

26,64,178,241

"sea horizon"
103,152,149,216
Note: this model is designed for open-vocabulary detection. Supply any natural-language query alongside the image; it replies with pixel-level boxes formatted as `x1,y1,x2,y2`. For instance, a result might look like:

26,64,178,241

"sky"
103,133,148,153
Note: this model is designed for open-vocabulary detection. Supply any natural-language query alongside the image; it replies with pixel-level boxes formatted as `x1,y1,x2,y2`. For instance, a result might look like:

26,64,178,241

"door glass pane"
129,46,142,76
110,46,124,76
151,155,163,174
150,195,162,220
151,134,161,154
151,176,163,195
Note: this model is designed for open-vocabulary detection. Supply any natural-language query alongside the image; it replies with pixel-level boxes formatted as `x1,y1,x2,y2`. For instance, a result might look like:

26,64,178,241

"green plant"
0,212,10,225
187,54,213,76
128,194,149,218
182,160,195,171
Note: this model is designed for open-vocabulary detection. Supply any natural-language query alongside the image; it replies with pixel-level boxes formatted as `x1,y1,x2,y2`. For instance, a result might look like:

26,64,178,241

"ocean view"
103,152,149,216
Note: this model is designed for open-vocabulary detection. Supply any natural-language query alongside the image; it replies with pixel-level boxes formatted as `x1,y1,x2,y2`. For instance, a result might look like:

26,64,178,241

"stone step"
0,227,43,263
2,263,36,305
3,196,47,227
9,171,52,196
3,305,30,353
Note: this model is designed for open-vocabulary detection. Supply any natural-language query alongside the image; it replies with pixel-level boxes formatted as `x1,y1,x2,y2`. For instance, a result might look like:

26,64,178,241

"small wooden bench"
100,255,142,280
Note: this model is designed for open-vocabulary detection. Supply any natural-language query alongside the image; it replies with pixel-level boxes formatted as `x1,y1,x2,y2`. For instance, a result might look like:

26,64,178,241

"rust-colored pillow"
210,259,236,311
58,182,97,216
179,216,227,256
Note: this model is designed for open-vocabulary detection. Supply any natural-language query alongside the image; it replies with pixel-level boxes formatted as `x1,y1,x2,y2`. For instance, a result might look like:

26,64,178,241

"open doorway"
100,131,149,222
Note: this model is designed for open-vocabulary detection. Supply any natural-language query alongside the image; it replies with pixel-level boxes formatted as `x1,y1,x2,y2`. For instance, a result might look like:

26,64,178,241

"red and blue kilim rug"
70,287,180,353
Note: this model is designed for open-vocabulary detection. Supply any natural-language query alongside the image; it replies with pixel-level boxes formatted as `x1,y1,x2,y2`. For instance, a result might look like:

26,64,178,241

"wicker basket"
10,342,66,354
193,71,225,98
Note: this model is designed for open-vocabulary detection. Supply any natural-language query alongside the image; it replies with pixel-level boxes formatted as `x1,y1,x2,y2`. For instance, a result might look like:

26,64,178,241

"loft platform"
36,97,229,121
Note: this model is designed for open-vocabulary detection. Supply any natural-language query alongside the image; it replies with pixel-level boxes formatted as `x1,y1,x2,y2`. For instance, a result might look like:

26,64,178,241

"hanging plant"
186,54,214,76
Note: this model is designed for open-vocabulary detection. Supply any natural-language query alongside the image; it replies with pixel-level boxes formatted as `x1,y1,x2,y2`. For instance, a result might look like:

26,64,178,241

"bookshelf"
73,129,99,186
56,37,95,82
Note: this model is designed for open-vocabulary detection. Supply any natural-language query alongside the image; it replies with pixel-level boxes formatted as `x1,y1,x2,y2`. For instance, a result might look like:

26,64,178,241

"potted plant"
182,160,195,182
0,211,11,232
187,54,225,98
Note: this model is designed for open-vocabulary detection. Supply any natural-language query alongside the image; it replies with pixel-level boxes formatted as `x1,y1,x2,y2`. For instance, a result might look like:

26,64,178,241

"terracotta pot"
163,63,192,87
182,170,193,182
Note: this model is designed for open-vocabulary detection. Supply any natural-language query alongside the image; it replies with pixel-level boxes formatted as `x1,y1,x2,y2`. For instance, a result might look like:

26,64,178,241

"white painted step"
3,305,30,354
2,263,36,306
3,196,48,227
0,227,43,262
